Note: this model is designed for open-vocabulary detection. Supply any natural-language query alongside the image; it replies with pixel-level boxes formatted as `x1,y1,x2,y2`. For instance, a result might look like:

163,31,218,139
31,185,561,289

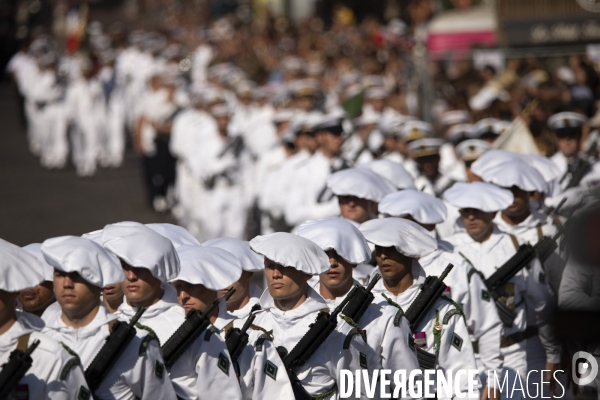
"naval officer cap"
359,218,438,258
297,218,371,265
456,139,491,162
476,159,547,193
379,189,447,224
447,123,475,145
358,160,416,190
326,168,396,202
102,221,180,282
22,243,54,282
41,236,125,288
399,121,434,143
171,245,242,290
407,138,445,158
547,112,587,134
443,182,514,213
439,110,470,127
249,232,330,275
145,223,200,248
203,237,264,272
313,115,345,136
0,238,44,292
472,118,502,140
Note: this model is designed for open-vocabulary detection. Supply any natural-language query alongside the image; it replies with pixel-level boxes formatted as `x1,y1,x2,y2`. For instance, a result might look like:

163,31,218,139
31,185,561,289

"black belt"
472,327,538,353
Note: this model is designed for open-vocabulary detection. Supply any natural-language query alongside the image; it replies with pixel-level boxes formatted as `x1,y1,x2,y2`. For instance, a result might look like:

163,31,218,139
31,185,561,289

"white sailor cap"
145,223,200,248
82,230,104,244
357,160,416,190
476,158,547,193
455,139,491,162
209,103,230,118
379,114,417,137
439,110,470,127
326,168,396,202
406,138,445,158
364,86,389,100
472,118,502,140
547,112,587,132
447,123,475,144
0,238,44,292
203,238,264,272
443,182,514,212
249,232,330,275
272,109,295,124
470,149,523,175
297,218,371,265
41,236,125,288
102,221,180,282
522,154,562,183
399,121,434,142
353,113,379,127
359,218,438,258
171,245,242,290
379,189,447,224
22,243,54,282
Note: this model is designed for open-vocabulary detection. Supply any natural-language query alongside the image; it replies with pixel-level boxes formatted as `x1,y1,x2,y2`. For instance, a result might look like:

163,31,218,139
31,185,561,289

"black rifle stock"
0,339,40,399
85,307,146,392
162,288,235,369
225,305,260,365
340,274,381,323
405,264,454,331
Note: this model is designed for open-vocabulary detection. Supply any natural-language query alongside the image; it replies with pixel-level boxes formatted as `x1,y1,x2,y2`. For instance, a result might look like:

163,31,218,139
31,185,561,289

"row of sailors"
3,162,597,398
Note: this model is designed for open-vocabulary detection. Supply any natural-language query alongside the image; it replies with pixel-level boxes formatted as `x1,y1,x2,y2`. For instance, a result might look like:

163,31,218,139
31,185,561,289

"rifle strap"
509,234,519,251
440,295,467,326
16,334,30,352
223,321,234,335
107,319,117,332
536,225,544,241
551,214,564,232
339,315,366,343
432,311,442,359
381,293,405,327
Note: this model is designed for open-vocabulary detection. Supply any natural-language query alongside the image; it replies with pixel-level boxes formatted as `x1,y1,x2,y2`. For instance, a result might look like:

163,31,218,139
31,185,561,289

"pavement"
0,81,175,246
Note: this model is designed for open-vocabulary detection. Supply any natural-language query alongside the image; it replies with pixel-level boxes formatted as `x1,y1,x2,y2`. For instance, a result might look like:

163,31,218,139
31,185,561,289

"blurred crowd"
5,5,600,243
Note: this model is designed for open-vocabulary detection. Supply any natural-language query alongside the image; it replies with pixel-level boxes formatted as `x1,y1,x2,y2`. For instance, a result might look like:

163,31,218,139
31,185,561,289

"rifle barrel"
129,307,147,327
331,286,357,317
23,340,40,357
366,274,381,291
439,263,454,282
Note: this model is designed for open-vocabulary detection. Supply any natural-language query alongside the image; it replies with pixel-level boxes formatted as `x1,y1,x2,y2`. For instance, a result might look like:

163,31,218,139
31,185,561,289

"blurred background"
1,0,600,246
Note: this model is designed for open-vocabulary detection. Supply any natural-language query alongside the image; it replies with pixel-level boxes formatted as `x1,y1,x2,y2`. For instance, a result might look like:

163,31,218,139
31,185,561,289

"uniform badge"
218,352,230,375
264,360,278,380
12,384,29,400
538,272,546,284
77,386,91,400
481,289,490,302
155,360,164,379
414,332,427,348
451,333,463,351
359,352,368,369
444,286,451,297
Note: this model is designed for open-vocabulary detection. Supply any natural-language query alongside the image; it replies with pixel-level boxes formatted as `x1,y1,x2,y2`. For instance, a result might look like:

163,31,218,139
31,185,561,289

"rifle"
340,274,381,323
162,288,235,369
0,339,40,399
484,215,572,327
405,264,454,331
278,290,355,400
225,304,261,365
564,140,596,189
85,307,145,392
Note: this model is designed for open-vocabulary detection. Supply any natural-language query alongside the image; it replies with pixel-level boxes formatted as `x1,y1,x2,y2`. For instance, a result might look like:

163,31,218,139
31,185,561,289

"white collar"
44,303,118,339
259,285,329,320
0,313,44,351
229,285,263,319
372,259,426,306
117,282,182,319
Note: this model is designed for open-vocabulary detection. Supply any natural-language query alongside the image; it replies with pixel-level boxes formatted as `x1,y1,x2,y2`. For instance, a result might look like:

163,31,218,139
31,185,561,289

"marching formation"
4,8,600,400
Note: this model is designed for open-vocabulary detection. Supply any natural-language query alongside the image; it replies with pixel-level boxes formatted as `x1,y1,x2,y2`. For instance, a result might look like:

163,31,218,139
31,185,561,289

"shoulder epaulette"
60,343,82,381
467,267,483,283
251,324,274,352
204,325,220,341
440,295,466,325
382,293,405,327
139,334,157,357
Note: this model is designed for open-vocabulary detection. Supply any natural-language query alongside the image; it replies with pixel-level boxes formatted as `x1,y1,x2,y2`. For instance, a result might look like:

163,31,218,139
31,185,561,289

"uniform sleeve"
524,259,562,364
194,333,242,400
465,271,503,387
436,310,481,400
45,355,89,400
238,337,294,400
136,338,178,400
